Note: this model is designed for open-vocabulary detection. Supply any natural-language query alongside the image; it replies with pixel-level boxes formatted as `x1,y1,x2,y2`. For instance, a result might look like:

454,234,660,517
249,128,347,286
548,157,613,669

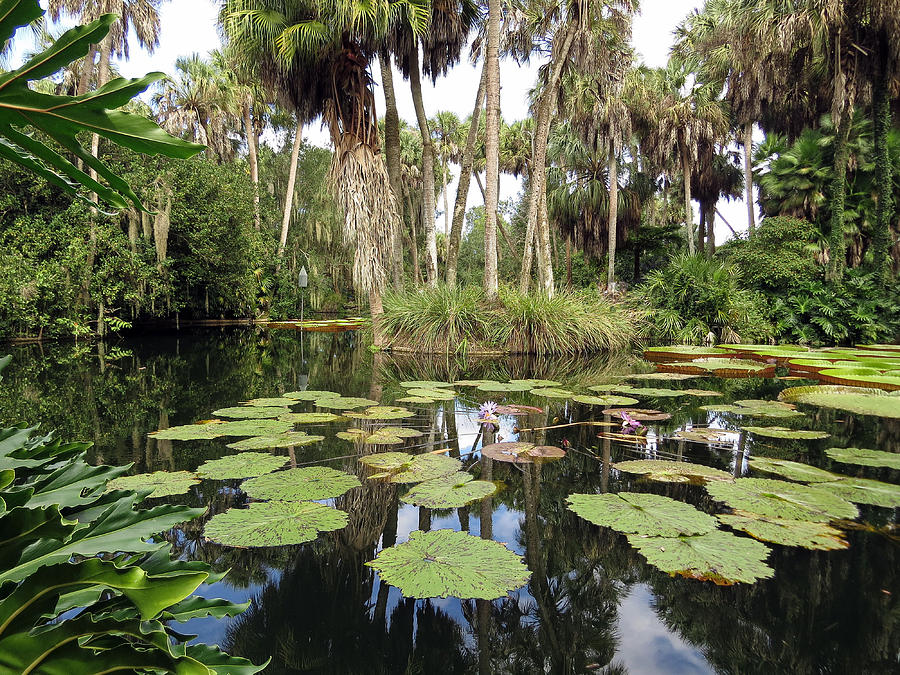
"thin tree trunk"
827,112,851,281
409,43,438,287
743,122,755,236
369,285,385,348
441,158,450,261
447,64,487,285
278,120,303,259
872,30,892,282
77,43,96,96
715,207,738,236
244,101,261,231
535,187,554,295
483,0,502,300
566,236,572,288
607,148,618,290
380,50,404,291
407,190,420,283
681,145,695,255
706,205,715,254
698,203,706,253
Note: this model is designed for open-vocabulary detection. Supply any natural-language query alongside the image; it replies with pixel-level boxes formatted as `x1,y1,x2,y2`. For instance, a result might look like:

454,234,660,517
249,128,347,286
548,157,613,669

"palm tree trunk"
278,120,303,258
441,158,450,261
872,30,892,283
607,148,618,290
566,236,572,288
698,203,706,253
681,145,695,255
409,43,438,287
379,49,404,291
827,112,851,281
406,190,420,283
536,187,554,296
483,0,502,300
369,285,385,348
77,43,96,95
243,101,261,231
707,206,715,254
447,64,487,286
743,122,755,236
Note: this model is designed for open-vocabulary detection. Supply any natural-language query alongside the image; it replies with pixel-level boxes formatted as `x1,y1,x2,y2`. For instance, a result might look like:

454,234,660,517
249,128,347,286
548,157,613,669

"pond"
1,330,898,674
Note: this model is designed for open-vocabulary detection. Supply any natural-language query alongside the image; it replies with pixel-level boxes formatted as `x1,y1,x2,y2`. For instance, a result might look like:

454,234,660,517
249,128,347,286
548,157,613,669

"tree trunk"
369,285,385,348
409,43,438,287
447,64,487,286
407,190,420,283
706,204,715,254
872,30,892,283
607,148,618,290
566,236,572,287
827,112,851,281
380,50,404,291
743,122,755,236
698,202,706,253
681,145,695,255
278,120,303,259
77,43,97,96
441,158,450,261
243,101,261,231
535,187,554,296
483,0,502,301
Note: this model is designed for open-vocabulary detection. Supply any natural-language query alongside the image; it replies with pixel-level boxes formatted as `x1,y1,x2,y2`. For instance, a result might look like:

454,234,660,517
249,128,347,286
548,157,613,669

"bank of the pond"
378,286,643,355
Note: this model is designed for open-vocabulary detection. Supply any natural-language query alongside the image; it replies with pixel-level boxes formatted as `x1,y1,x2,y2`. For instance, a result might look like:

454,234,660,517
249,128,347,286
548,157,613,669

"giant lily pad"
626,530,774,585
644,345,731,361
211,406,290,419
673,429,736,444
701,399,803,419
705,478,859,522
495,404,545,415
338,427,423,445
825,447,900,470
602,408,672,421
608,385,686,398
476,381,532,393
397,396,437,404
817,368,900,391
779,385,900,418
401,472,497,508
150,423,223,441
406,388,457,400
242,467,361,501
345,406,415,420
315,396,381,410
400,380,453,389
213,420,295,437
717,512,848,550
510,378,562,387
203,501,348,547
196,452,287,479
572,394,639,406
283,390,341,401
366,529,531,599
106,471,199,499
748,458,840,483
566,492,717,537
359,452,413,471
245,397,298,407
628,372,699,381
391,454,462,483
481,442,566,464
657,358,775,378
226,432,324,450
614,460,732,483
742,426,830,440
821,477,900,508
278,412,345,424
529,387,574,398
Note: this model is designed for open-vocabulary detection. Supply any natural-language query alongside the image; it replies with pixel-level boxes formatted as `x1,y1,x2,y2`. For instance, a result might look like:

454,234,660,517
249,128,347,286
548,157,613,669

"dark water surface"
1,330,898,674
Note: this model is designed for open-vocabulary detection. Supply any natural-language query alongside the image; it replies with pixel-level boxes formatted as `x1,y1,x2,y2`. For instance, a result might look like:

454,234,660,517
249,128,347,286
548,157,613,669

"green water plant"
203,501,348,547
716,513,849,550
211,406,290,419
824,447,900,470
196,452,288,479
401,472,497,508
613,460,732,483
242,467,360,501
567,493,717,537
748,458,840,482
779,385,900,419
742,427,831,440
705,478,859,522
226,432,324,450
822,477,900,508
105,470,200,499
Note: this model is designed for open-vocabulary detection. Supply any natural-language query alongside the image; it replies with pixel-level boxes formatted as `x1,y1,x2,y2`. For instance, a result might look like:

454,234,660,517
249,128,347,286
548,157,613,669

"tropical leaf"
480,442,566,464
779,385,900,418
572,394,639,406
602,408,672,421
358,452,414,471
822,477,900,508
529,387,574,398
213,419,294,437
390,454,462,483
742,426,830,440
105,471,200,499
824,447,900,470
315,396,380,409
567,492,717,537
401,472,496,508
149,423,223,441
345,405,415,420
701,399,803,418
211,406,290,419
241,467,360,501
278,412,345,424
614,460,732,483
283,390,341,401
478,381,533,393
510,379,562,387
748,458,840,483
628,372,699,381
203,501,348,547
673,429,735,443
406,388,456,400
717,512,848,550
366,529,531,599
8,459,127,509
196,452,287,479
705,478,859,522
244,397,298,407
225,432,324,450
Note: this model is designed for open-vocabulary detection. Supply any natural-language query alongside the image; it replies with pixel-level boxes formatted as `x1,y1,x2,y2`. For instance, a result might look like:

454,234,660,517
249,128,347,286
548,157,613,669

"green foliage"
567,492,717,537
203,501,349,548
716,514,848,551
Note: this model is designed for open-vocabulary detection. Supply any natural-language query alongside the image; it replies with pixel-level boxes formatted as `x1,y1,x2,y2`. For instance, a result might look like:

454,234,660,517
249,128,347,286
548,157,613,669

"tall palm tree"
431,110,461,259
223,0,429,347
483,0,501,299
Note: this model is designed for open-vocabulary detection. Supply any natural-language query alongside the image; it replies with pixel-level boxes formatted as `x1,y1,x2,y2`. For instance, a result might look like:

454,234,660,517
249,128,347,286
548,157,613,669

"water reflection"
1,330,897,673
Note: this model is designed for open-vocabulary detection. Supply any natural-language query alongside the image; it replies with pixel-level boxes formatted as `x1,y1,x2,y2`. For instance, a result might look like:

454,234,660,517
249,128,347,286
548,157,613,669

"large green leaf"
701,399,803,419
779,385,900,419
241,467,360,501
278,412,345,424
572,394,639,406
821,477,900,508
401,473,497,508
150,423,223,441
748,458,840,483
627,530,774,584
213,419,294,437
203,501,348,547
359,452,414,472
481,441,566,464
478,381,532,393
196,452,287,479
345,406,415,420
824,447,900,470
614,460,732,483
160,595,251,623
283,390,340,401
705,478,859,522
390,454,462,483
7,459,126,509
0,505,77,570
407,388,457,400
244,397,298,407
225,432,324,450
211,406,290,419
366,529,531,599
567,492,717,537
529,387,574,398
717,512,848,550
742,426,830,440
105,471,200,499
315,396,380,409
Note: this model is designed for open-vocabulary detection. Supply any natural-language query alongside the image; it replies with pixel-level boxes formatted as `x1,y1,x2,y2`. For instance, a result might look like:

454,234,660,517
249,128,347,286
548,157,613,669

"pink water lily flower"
619,411,644,434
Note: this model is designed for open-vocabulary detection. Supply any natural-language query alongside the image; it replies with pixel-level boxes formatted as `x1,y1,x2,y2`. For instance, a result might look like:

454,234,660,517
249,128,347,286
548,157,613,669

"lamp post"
298,266,308,324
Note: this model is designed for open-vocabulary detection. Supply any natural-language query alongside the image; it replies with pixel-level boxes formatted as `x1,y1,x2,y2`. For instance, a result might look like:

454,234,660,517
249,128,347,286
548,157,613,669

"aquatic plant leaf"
567,492,717,537
628,372,699,381
673,429,735,443
822,477,900,508
495,404,544,415
510,378,561,387
211,406,290,419
345,406,415,420
397,396,436,403
700,399,804,418
778,385,900,418
337,429,370,442
572,395,639,406
609,386,686,398
315,396,380,409
614,460,732,483
359,452,413,471
196,452,287,479
705,478,859,522
149,423,223,441
366,529,530,599
402,472,497,508
278,412,346,424
283,390,341,401
391,454,462,483
203,501,348,547
825,447,900,470
339,428,422,444
226,432,324,450
529,387,574,398
717,512,848,550
742,426,830,440
477,381,533,393
748,458,840,482
644,345,731,359
406,388,457,400
400,380,453,389
658,358,774,376
626,530,774,584
242,466,360,501
602,408,672,421
453,380,494,387
680,389,723,397
245,397,298,407
213,419,294,437
105,471,199,499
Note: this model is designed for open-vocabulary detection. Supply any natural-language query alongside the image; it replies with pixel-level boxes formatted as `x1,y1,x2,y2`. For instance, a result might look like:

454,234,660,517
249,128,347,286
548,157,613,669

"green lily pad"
779,385,900,418
673,429,735,443
401,472,497,508
283,390,341,401
315,396,381,410
203,501,348,547
400,380,453,389
245,397,298,407
359,452,414,471
397,396,436,403
609,386,686,398
481,442,566,464
626,530,774,585
106,471,199,499
476,381,532,393
658,358,774,377
339,427,422,445
644,345,731,360
680,389,723,397
196,452,288,479
567,492,717,537
529,387,574,398
150,423,224,441
614,460,732,483
628,372,699,381
366,529,531,599
242,466,361,501
717,512,848,550
572,394,639,406
453,380,495,387
391,454,462,483
705,478,859,522
211,406,290,419
742,426,830,440
822,477,900,508
278,412,346,424
213,420,295,437
825,447,900,470
407,388,457,400
602,408,672,421
701,399,804,419
510,378,561,387
345,406,415,420
337,429,371,442
748,458,840,483
225,432,324,450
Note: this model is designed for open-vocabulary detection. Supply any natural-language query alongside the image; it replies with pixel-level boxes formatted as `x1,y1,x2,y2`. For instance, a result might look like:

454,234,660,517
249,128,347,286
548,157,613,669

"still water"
1,330,897,674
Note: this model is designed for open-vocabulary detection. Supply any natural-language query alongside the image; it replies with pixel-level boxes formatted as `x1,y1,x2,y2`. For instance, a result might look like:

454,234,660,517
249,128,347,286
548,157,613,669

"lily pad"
400,380,453,389
825,447,900,470
203,501,348,547
822,477,900,508
742,426,830,440
477,381,533,393
572,394,639,406
717,512,848,550
495,404,545,415
106,471,199,499
196,452,288,479
366,529,531,599
336,428,368,442
602,408,672,421
658,358,776,378
391,454,462,483
242,466,361,501
339,427,423,445
509,378,562,387
359,452,414,471
705,478,859,522
345,405,415,420
779,385,900,419
673,429,735,443
150,424,223,441
626,530,774,585
608,386,686,398
680,389,723,397
211,406,290,419
614,460,732,483
226,432,324,450
315,396,381,410
245,397,298,407
453,379,494,387
567,492,717,537
701,399,803,419
628,372,699,381
402,472,497,508
407,388,457,400
481,442,566,464
748,458,840,483
213,420,295,437
529,387,574,398
397,396,436,403
278,412,345,424
283,390,341,401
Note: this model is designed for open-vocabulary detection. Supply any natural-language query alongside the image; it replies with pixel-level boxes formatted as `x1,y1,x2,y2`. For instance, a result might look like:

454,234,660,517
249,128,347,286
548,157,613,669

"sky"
43,0,750,244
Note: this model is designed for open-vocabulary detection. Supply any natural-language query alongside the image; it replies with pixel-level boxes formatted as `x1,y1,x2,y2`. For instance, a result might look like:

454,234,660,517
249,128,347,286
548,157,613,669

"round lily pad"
226,432,324,450
278,412,345,424
196,452,288,479
614,460,732,483
628,372,699,381
567,492,717,537
644,345,731,362
673,429,735,443
510,379,562,387
283,390,341,401
359,452,414,472
336,428,368,442
453,380,494,387
495,404,545,415
213,420,295,437
529,387,574,398
339,427,422,445
481,442,566,464
821,477,900,508
406,388,457,400
609,386,686,398
106,471,199,499
705,478,859,522
391,454,462,483
400,380,453,389
366,529,531,599
242,467,361,501
626,530,774,585
779,385,900,419
475,381,531,393
572,394,639,406
397,396,436,403
717,512,848,550
203,501,348,547
602,408,672,421
825,447,900,470
245,397,298,407
658,358,775,378
150,423,224,441
345,406,415,420
315,396,381,410
701,400,803,419
742,426,830,440
680,389,723,397
748,458,840,483
401,472,497,508
211,406,290,419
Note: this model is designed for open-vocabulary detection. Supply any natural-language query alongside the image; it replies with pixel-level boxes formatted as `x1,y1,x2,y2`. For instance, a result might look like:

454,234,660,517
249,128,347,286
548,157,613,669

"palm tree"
691,145,744,254
483,0,501,300
223,0,428,347
431,110,461,260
